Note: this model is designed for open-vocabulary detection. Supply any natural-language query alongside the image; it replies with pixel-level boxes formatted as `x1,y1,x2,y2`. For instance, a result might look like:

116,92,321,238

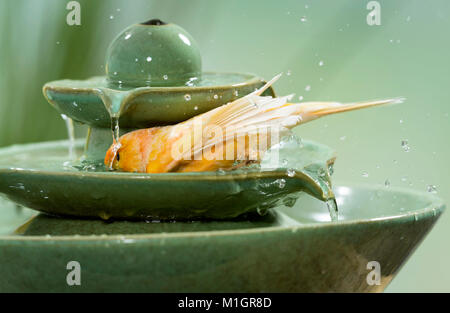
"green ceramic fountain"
0,19,445,292
34,19,334,220
43,19,274,160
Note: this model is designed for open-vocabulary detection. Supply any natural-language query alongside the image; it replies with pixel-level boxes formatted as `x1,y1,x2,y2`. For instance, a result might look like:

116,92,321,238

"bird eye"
116,153,120,161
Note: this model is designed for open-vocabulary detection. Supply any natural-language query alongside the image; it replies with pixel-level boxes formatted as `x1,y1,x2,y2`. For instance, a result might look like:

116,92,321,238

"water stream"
326,198,339,222
60,114,75,159
94,88,131,169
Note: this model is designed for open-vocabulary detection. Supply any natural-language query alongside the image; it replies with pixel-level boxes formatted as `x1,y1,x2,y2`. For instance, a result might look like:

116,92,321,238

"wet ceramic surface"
106,21,202,87
0,185,444,292
0,139,335,220
43,73,273,128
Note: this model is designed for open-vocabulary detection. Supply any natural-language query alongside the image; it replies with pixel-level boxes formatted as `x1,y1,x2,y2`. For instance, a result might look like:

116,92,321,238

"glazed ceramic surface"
106,21,202,87
0,185,444,292
43,73,274,128
0,139,335,220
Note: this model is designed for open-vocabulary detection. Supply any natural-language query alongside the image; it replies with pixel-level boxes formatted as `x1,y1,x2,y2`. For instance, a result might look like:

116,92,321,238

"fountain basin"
43,73,273,128
0,184,444,292
44,73,275,160
0,139,335,220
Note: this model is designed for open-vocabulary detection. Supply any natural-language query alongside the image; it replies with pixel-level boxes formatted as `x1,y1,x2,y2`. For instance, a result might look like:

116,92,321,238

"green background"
0,0,448,292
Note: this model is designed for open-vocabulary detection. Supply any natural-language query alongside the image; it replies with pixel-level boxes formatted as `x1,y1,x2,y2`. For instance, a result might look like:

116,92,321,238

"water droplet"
399,119,403,124
318,167,327,177
319,60,324,66
286,168,296,177
213,94,218,99
146,56,152,62
401,140,410,152
305,85,311,92
385,179,390,188
184,94,191,101
256,206,269,216
298,95,304,101
109,15,114,20
234,90,239,97
362,171,369,178
300,16,307,22
427,185,437,194
286,70,291,76
406,16,411,22
124,33,131,40
193,106,198,110
56,41,60,45
328,164,334,176
216,169,226,175
339,136,346,141
276,179,286,189
163,75,168,80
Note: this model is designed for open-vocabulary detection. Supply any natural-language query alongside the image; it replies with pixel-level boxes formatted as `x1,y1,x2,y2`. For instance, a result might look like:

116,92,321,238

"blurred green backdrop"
0,0,448,292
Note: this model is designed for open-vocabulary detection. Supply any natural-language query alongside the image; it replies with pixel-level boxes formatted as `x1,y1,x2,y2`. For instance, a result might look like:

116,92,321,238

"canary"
105,74,402,173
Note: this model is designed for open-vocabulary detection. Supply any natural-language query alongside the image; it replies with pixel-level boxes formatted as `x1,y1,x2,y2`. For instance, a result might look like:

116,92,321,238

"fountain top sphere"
105,19,202,87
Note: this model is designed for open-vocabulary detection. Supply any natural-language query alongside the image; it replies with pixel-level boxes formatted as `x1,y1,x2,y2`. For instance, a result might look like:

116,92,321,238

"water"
87,86,340,221
401,140,410,152
326,198,339,222
427,185,437,194
94,88,130,169
60,114,75,159
109,116,121,169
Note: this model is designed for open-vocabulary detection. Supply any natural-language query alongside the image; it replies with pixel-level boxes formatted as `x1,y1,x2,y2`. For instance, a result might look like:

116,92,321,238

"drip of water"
61,114,75,159
326,198,338,222
109,116,121,169
94,88,131,169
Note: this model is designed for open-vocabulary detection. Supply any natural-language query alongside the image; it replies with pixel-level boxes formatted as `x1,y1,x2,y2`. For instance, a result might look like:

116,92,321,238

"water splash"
60,114,75,159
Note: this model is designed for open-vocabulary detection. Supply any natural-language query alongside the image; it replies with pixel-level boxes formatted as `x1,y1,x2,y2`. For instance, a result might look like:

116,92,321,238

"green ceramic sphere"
105,19,202,87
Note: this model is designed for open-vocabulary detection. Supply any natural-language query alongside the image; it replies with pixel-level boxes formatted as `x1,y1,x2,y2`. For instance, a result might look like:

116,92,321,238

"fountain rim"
42,72,266,95
0,183,444,242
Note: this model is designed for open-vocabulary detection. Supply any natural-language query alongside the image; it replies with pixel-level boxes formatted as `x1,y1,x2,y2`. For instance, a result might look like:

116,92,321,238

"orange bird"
105,74,402,173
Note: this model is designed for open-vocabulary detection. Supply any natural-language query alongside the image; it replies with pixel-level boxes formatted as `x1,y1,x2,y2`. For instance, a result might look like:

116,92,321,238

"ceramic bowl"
0,184,444,292
0,139,335,220
43,73,273,129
